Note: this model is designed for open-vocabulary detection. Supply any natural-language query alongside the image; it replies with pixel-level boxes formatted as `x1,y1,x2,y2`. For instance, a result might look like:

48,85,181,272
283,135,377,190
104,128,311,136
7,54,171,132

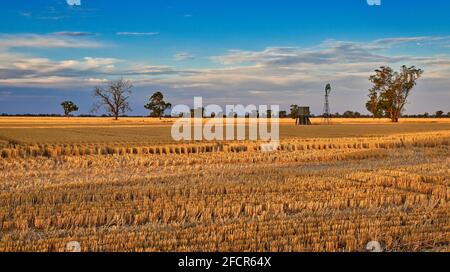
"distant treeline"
1,111,449,118
0,113,146,118
324,110,450,119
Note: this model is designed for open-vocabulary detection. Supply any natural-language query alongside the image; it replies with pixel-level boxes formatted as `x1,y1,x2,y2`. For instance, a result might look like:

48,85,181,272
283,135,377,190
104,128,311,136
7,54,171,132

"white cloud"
0,33,103,49
372,36,450,47
174,53,194,61
211,37,450,67
116,32,159,36
0,36,449,114
52,31,95,37
0,50,120,85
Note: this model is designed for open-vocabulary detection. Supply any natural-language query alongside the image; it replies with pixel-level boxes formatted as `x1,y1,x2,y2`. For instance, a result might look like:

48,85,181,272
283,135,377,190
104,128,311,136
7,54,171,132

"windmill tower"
323,83,332,124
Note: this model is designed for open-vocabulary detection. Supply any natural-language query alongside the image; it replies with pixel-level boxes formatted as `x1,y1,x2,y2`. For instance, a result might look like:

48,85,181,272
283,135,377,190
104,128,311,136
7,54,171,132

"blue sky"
0,0,449,115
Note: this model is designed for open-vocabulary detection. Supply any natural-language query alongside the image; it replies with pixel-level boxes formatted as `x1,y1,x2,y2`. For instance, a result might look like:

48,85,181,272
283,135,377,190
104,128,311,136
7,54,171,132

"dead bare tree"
92,79,133,120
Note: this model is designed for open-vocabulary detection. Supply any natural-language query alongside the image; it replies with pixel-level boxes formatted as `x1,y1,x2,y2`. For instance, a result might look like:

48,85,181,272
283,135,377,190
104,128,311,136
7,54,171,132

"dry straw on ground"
0,118,448,252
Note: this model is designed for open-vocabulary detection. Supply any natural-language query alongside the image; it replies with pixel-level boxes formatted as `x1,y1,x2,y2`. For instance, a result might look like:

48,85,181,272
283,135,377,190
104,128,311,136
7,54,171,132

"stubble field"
0,117,448,252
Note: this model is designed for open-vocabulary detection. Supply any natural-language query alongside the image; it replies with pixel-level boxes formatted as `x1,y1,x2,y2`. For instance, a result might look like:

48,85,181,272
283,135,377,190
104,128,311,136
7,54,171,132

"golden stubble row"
0,132,449,252
1,131,448,159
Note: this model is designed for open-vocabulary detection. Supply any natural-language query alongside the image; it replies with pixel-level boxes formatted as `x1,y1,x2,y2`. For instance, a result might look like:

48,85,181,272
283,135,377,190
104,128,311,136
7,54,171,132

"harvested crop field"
0,118,449,252
1,117,449,145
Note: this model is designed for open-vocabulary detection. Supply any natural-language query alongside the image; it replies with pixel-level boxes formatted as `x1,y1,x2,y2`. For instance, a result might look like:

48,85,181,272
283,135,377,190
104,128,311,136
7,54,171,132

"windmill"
323,83,332,124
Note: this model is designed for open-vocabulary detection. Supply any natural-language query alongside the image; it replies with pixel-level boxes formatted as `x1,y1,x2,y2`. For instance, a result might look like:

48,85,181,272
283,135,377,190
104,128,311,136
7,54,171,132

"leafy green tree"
435,110,444,118
290,105,299,118
144,92,172,119
342,111,361,118
368,65,423,122
189,107,205,118
60,101,79,117
366,90,383,118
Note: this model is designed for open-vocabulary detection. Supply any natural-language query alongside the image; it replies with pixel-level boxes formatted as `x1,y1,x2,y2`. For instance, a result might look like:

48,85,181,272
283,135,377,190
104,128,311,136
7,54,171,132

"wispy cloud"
2,36,448,85
0,33,103,49
0,36,449,114
0,54,118,79
51,31,95,37
0,91,13,101
0,50,196,86
32,3,97,21
371,36,450,48
116,32,159,36
174,53,194,61
211,37,450,67
19,12,31,17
